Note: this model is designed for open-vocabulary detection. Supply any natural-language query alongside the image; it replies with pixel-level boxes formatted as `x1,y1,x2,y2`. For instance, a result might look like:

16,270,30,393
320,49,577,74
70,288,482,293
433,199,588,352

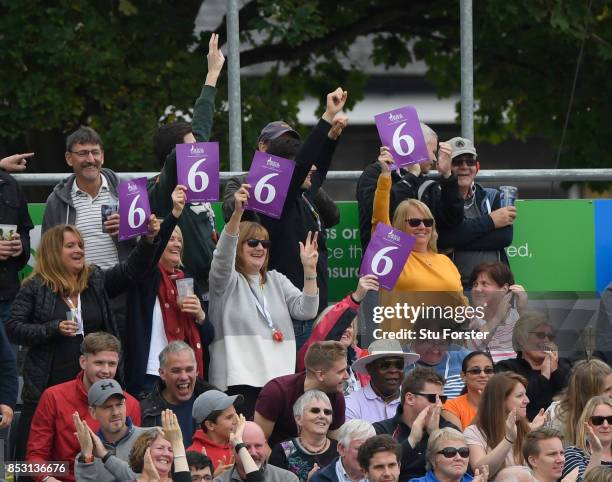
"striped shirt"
467,309,519,363
563,446,612,481
71,176,119,269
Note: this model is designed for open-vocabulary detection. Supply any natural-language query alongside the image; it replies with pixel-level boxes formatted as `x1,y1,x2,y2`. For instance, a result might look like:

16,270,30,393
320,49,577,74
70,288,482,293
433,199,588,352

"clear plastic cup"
500,186,518,207
176,278,194,304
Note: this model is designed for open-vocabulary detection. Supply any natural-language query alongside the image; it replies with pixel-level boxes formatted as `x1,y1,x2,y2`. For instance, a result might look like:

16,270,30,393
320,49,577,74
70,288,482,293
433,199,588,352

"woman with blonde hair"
464,372,546,478
208,184,319,418
562,396,612,481
546,359,612,446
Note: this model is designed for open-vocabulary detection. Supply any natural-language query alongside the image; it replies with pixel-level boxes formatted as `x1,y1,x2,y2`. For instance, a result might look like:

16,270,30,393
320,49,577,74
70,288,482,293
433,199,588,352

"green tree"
0,0,610,172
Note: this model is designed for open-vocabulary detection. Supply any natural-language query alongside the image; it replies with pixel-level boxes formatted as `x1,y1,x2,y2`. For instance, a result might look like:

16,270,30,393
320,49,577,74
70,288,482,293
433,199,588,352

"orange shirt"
443,393,477,430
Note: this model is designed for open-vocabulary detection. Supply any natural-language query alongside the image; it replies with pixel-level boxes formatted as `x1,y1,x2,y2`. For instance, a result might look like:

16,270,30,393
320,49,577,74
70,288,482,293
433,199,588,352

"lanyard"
66,293,84,336
301,193,321,232
247,281,283,342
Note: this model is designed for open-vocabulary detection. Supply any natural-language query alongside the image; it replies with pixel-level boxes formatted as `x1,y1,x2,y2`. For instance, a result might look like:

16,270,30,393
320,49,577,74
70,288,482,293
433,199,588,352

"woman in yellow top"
373,146,464,292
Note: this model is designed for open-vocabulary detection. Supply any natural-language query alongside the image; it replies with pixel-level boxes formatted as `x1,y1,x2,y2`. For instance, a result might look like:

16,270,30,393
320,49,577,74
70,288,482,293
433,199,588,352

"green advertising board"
24,200,604,300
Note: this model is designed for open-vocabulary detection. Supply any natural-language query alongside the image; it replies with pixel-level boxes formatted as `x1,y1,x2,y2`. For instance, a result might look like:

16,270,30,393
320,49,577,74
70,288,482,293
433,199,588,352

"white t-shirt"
146,297,169,375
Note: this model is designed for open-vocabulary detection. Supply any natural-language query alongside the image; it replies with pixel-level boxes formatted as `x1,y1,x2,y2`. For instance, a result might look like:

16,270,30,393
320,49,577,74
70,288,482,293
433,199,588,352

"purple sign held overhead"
176,142,220,203
360,223,416,290
118,177,151,241
374,106,429,168
245,151,295,219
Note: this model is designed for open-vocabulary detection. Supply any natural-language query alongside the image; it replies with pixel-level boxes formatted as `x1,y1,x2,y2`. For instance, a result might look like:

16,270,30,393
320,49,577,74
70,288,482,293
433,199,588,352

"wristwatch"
78,454,95,463
234,442,248,453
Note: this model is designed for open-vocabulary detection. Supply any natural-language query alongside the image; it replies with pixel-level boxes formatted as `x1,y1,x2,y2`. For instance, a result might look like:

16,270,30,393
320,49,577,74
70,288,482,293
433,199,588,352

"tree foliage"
0,0,610,171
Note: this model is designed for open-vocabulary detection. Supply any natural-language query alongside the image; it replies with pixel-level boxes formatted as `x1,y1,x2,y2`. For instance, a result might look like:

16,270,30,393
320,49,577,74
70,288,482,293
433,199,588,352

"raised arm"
372,147,394,229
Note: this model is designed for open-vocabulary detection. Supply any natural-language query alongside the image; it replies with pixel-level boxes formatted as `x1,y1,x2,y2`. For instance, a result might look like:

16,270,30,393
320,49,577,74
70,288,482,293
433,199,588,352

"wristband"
234,442,248,453
305,275,317,281
350,293,362,305
102,452,113,464
174,454,186,459
78,454,95,464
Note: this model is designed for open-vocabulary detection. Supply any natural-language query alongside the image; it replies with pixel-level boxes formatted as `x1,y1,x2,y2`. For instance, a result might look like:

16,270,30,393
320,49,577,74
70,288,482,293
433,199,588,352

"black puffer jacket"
6,236,160,405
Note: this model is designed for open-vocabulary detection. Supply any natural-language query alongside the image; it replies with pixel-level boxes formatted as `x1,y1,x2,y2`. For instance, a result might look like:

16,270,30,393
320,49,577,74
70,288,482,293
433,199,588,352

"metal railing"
11,169,612,186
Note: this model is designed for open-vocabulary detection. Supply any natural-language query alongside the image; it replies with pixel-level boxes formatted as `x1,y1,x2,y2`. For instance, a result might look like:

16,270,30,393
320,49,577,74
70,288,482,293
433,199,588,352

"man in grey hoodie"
73,379,150,482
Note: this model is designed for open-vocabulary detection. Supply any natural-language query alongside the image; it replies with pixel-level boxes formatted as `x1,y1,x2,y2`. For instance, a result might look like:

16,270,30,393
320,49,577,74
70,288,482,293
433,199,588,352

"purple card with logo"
118,177,151,241
359,223,416,290
374,106,429,169
245,151,295,219
176,142,220,203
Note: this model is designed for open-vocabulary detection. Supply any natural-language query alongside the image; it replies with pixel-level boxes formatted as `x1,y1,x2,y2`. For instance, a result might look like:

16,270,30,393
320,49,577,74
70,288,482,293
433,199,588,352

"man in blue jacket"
437,137,516,288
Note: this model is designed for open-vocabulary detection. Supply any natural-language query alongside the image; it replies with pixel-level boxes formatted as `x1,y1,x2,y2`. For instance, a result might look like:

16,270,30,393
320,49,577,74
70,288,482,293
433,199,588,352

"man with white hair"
495,465,538,482
356,122,462,250
311,419,376,482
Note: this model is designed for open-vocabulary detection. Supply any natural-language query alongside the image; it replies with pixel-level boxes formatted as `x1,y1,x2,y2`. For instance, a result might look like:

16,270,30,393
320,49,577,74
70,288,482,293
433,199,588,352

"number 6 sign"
374,106,429,169
176,142,220,202
360,223,416,290
118,177,152,241
245,151,295,219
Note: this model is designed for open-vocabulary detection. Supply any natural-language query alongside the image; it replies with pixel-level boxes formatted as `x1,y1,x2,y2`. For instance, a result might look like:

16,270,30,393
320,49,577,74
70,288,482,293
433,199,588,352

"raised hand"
161,409,183,449
172,184,187,218
437,142,452,178
0,152,33,172
426,397,443,434
72,412,93,456
230,414,247,447
353,274,380,302
234,184,250,216
378,146,394,175
206,33,225,86
505,409,518,443
529,408,548,431
509,284,528,314
179,294,205,323
143,446,161,481
328,115,349,140
86,425,109,459
323,87,348,121
408,405,431,448
145,214,161,241
586,423,604,454
299,231,319,274
473,465,489,482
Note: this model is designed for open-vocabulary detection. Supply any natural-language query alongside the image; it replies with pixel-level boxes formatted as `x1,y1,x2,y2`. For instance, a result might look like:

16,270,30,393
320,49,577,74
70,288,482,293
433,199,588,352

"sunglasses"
451,157,477,167
465,367,494,375
309,407,333,416
412,392,448,404
377,360,405,370
246,238,271,249
590,415,612,426
406,218,434,228
529,331,556,341
438,447,470,458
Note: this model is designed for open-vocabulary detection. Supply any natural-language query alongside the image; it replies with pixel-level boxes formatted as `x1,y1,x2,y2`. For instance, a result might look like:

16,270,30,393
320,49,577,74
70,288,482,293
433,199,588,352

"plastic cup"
176,278,194,304
500,186,518,207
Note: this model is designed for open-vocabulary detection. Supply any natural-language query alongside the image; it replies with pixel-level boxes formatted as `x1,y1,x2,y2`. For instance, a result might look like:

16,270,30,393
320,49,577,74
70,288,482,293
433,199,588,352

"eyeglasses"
309,407,333,416
437,447,470,458
590,415,612,426
191,476,213,482
70,149,103,158
412,392,448,404
451,157,477,167
529,331,556,341
406,218,434,228
376,360,405,370
246,238,271,249
465,367,494,375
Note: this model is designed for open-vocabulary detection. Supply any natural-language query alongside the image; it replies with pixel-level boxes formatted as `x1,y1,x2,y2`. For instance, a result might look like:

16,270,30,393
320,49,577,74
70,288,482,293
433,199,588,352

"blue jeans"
292,318,314,352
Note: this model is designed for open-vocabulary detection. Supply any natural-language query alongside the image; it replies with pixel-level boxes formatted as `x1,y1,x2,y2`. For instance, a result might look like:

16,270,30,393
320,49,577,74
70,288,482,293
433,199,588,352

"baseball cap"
257,121,300,144
88,379,125,407
192,390,243,425
448,137,477,159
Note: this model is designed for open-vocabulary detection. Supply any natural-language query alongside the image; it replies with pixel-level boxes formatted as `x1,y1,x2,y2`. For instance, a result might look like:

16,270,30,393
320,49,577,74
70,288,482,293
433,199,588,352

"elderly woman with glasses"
208,184,319,418
495,312,571,421
269,390,339,482
409,427,488,482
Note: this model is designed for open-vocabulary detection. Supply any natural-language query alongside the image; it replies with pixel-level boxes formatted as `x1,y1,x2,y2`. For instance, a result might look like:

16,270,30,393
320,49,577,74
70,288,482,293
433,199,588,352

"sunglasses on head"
438,447,470,458
309,407,333,416
406,218,434,228
590,415,612,426
529,331,555,341
451,157,478,167
376,359,405,370
246,238,271,249
465,367,494,375
412,392,448,404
